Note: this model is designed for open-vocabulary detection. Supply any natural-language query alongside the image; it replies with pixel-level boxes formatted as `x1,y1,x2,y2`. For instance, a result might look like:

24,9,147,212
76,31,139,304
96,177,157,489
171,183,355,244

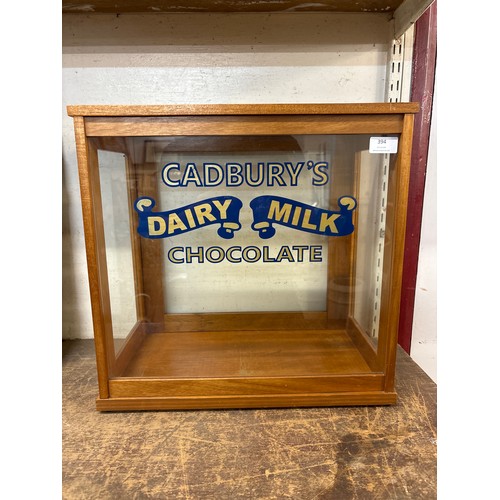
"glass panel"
155,136,331,313
97,149,138,353
93,132,399,374
352,149,393,346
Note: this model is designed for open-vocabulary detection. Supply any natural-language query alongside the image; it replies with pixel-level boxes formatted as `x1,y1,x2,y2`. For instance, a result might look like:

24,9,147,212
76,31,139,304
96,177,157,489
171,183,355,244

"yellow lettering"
267,200,292,223
227,246,242,263
319,212,340,233
291,206,302,225
168,247,184,263
301,209,317,230
186,247,204,263
162,163,180,187
148,216,166,236
184,208,197,229
276,246,294,262
194,203,216,225
212,199,231,220
167,213,187,234
183,163,203,187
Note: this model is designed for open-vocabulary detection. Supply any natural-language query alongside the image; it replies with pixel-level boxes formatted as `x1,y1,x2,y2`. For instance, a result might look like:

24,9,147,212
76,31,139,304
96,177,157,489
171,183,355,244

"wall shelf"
62,1,404,13
62,0,434,38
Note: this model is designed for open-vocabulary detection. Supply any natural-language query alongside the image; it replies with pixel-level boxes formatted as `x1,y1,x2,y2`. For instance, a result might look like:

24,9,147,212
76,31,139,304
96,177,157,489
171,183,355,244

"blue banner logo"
250,195,357,239
134,196,243,239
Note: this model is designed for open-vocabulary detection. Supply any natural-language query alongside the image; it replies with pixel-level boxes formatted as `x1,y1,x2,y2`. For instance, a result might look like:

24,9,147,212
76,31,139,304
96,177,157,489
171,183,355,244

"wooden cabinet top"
67,103,420,117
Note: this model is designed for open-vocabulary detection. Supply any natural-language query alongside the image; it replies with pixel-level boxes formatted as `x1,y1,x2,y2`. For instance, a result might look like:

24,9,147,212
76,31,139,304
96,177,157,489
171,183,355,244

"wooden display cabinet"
68,103,418,411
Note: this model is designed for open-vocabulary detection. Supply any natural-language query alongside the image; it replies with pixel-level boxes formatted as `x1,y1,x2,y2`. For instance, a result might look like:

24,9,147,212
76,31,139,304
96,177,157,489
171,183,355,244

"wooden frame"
68,103,418,411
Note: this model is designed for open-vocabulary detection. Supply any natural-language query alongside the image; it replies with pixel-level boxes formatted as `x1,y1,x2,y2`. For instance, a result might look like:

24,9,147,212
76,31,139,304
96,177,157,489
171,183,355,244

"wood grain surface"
63,339,436,499
120,329,372,378
83,115,404,137
67,103,419,117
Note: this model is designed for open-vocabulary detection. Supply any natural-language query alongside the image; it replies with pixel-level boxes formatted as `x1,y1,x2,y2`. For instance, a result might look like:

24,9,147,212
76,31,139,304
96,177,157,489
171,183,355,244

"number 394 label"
369,136,399,154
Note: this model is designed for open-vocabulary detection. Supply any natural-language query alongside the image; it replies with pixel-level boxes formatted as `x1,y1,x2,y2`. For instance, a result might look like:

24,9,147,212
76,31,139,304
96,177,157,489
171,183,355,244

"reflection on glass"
98,150,137,352
155,135,332,314
352,150,392,342
95,134,397,355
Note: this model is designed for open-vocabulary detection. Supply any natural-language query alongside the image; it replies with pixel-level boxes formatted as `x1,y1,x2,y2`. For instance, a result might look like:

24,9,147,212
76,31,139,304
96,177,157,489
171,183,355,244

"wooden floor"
63,339,437,499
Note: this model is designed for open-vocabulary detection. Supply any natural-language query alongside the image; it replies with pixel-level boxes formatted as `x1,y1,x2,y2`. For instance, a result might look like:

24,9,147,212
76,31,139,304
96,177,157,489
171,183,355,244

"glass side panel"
97,150,138,353
352,149,392,344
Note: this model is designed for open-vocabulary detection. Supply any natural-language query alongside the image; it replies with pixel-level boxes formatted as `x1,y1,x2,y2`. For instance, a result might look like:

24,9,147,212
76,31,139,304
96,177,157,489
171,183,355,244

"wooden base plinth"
99,328,394,411
96,392,397,411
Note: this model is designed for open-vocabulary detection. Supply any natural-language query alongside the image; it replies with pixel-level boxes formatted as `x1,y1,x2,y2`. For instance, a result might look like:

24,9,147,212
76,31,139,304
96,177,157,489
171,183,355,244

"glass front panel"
157,136,330,313
92,132,399,373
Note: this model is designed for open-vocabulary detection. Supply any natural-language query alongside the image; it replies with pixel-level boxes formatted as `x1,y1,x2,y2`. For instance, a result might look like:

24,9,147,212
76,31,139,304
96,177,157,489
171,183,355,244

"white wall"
62,12,393,339
410,70,437,383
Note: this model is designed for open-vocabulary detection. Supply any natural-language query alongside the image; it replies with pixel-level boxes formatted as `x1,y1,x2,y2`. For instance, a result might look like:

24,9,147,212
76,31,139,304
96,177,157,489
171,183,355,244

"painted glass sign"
128,137,362,315
96,133,392,332
134,191,357,240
